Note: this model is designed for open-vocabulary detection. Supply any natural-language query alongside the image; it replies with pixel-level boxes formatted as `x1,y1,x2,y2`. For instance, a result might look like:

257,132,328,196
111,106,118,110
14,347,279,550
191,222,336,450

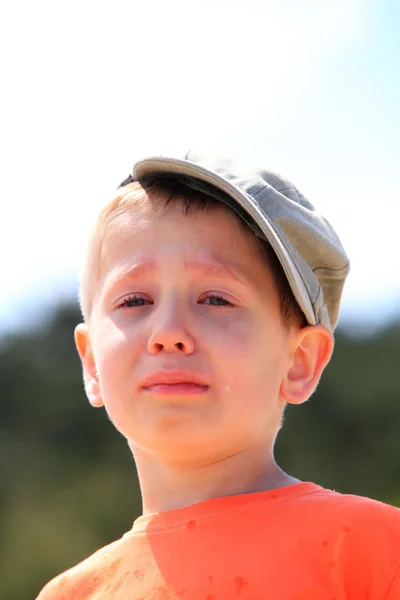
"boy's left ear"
74,323,104,408
281,325,334,405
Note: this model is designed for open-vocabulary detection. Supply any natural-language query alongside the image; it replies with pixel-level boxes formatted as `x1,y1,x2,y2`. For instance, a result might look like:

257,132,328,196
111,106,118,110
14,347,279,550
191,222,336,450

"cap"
122,150,350,331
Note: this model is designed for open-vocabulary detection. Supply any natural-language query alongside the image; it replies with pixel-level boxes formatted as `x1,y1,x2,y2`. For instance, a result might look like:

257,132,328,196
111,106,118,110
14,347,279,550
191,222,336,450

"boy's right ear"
74,324,104,408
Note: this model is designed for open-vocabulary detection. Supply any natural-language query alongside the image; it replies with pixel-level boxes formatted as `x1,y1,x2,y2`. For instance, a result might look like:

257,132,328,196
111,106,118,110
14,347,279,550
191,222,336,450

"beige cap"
122,150,350,331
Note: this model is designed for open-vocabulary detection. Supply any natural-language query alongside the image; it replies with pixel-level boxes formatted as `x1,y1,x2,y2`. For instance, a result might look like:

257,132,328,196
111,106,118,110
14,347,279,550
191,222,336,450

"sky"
0,0,399,336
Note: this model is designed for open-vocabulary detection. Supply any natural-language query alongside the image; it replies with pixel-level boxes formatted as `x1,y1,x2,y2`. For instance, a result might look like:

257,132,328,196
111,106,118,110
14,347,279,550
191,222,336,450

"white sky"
0,0,399,334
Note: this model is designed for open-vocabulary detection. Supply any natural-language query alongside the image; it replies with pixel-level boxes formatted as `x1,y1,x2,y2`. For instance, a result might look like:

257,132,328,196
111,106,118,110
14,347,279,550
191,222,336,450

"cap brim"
133,156,316,326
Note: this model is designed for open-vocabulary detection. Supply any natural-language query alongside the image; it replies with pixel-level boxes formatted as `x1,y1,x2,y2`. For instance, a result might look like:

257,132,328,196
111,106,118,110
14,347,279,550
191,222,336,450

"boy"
37,150,400,599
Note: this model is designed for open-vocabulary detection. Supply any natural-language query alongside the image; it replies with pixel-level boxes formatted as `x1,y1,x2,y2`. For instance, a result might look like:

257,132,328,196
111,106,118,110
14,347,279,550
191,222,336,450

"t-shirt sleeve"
383,563,400,599
337,498,400,599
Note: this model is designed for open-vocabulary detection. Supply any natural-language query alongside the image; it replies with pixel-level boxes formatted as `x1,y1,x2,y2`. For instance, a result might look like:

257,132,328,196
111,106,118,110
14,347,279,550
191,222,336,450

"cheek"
93,321,143,397
206,318,287,396
92,324,146,437
199,309,256,351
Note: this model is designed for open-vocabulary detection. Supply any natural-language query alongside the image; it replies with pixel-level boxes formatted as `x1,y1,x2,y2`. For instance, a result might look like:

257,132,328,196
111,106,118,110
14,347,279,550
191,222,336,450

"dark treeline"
1,303,399,599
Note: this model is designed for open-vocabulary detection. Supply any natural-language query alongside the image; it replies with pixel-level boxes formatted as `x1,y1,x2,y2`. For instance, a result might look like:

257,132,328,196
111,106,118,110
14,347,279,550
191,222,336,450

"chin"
125,403,228,459
130,423,222,465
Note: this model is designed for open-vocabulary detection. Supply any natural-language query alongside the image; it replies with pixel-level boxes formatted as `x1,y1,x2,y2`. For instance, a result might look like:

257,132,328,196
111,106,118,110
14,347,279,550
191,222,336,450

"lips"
139,370,209,392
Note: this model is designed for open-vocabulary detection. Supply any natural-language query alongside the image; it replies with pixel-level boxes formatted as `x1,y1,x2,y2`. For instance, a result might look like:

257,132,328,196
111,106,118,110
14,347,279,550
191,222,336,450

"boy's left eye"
200,293,234,307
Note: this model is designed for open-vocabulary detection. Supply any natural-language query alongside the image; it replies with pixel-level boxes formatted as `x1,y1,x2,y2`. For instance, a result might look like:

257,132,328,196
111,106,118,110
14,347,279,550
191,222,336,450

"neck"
130,444,299,515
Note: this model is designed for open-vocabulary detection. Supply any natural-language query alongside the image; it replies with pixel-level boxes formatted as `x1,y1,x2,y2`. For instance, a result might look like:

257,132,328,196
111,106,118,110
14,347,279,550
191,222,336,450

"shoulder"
302,485,400,541
311,485,400,527
308,487,400,593
280,485,400,597
35,536,129,600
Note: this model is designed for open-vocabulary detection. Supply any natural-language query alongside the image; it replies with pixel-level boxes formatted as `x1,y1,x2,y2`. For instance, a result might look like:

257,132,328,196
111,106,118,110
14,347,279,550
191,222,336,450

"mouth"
140,371,209,396
143,382,208,396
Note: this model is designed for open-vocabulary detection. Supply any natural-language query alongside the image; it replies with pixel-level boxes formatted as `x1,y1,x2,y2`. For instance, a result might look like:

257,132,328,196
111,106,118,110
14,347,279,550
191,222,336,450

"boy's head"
75,151,349,467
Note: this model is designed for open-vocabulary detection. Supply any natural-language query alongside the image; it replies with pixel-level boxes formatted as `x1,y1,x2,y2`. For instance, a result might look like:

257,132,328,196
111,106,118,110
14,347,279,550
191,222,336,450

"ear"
74,323,104,408
281,325,334,405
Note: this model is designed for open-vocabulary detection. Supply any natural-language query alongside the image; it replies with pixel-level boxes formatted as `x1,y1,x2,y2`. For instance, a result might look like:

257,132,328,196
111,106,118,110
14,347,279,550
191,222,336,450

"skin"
75,200,334,514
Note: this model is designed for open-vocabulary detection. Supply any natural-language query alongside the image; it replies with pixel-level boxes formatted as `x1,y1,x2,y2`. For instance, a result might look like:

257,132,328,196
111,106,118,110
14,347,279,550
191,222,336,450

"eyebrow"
105,259,247,290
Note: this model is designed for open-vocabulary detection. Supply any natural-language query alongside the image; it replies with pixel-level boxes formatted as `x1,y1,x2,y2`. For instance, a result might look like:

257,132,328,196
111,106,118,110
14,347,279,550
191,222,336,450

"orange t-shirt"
36,482,400,599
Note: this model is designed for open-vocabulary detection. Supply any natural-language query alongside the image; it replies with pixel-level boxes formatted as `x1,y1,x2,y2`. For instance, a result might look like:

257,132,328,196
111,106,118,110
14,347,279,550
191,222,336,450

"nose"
147,302,195,355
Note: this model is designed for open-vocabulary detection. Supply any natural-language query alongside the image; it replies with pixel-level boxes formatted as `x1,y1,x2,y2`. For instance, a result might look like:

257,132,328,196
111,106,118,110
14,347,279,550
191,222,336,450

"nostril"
176,342,184,351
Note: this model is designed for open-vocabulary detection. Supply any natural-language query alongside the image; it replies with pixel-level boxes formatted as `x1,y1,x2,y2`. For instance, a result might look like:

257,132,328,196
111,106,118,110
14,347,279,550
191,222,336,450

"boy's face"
77,200,298,466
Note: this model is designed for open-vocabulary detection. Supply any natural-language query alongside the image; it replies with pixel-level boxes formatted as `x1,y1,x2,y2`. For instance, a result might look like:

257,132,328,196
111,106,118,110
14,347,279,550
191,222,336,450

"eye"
118,295,153,308
200,293,234,307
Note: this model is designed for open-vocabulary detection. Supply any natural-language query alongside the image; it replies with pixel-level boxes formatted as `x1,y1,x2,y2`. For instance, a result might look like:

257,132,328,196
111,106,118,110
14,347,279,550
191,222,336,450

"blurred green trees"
0,302,399,599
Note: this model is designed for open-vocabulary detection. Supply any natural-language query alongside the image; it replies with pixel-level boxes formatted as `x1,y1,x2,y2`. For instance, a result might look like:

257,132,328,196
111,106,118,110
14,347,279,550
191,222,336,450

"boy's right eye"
119,295,153,308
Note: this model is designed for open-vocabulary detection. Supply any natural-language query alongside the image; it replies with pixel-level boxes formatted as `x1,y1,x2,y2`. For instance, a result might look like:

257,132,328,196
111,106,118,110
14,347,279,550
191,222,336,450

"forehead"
102,201,259,269
96,202,278,297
